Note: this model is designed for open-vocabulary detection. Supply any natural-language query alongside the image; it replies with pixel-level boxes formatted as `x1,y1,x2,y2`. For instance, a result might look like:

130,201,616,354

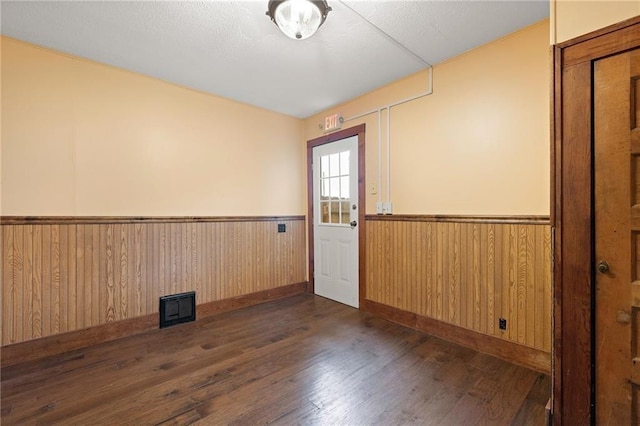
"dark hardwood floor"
1,294,549,425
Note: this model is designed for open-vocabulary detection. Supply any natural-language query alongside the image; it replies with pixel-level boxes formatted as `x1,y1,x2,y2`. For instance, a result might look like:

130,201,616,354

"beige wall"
551,0,640,44
1,37,305,216
4,18,552,218
305,20,550,216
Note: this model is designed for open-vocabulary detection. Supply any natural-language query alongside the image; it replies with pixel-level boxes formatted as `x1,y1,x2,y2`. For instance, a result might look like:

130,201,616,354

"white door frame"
306,124,365,306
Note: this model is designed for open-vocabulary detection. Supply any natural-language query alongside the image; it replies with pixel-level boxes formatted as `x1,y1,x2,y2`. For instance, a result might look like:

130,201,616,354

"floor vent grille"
159,291,196,328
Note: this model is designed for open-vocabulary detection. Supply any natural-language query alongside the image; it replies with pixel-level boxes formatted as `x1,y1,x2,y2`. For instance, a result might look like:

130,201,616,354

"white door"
313,136,359,308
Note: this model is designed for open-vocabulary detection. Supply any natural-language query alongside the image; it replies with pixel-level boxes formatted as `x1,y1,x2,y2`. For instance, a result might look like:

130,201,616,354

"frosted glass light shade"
267,0,331,40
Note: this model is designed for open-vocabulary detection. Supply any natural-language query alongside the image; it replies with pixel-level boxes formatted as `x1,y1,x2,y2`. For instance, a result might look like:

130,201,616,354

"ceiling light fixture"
266,0,332,40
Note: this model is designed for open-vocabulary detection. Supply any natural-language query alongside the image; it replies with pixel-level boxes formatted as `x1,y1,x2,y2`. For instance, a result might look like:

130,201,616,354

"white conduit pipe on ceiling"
336,0,435,213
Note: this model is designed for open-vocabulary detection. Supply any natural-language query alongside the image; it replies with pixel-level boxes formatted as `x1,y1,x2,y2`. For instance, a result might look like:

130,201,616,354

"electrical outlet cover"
499,318,507,330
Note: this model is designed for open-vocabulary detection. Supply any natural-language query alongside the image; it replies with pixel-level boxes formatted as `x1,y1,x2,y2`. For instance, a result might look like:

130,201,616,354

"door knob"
350,220,358,228
597,261,610,274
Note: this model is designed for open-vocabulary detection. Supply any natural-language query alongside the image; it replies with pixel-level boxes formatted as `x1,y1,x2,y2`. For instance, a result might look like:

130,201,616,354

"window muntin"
319,150,351,225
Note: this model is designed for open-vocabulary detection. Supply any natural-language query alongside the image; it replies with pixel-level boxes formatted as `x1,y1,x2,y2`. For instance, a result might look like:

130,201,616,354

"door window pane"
340,151,350,175
341,201,350,224
330,201,339,223
321,156,330,180
329,153,340,177
321,201,330,223
340,176,350,200
321,178,330,199
319,150,351,225
329,177,340,199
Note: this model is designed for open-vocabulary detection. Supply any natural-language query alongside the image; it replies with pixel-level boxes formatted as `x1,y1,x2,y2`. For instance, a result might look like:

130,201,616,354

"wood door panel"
594,48,639,425
636,233,640,285
634,78,640,130
633,156,640,206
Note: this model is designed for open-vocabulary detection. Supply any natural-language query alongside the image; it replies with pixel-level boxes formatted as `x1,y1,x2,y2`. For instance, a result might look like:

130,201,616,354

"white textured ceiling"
0,1,549,118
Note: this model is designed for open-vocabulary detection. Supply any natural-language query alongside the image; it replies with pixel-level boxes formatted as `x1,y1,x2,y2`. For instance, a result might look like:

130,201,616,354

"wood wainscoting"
1,216,307,356
363,215,552,373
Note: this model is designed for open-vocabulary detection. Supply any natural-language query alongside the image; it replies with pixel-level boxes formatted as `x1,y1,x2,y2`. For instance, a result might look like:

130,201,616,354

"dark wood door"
594,48,640,424
553,17,640,423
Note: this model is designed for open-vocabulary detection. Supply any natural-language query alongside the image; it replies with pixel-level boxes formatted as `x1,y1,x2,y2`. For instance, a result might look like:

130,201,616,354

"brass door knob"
598,261,610,274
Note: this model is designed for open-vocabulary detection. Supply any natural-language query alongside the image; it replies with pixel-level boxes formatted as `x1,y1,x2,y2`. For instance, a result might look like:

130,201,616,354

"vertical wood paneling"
193,223,200,302
487,224,496,336
0,226,3,341
169,223,177,296
60,225,69,333
23,226,33,342
517,225,526,345
76,225,85,330
31,225,42,339
207,223,215,302
507,225,517,343
534,226,544,350
2,218,306,346
426,223,434,318
105,224,114,323
3,226,14,344
450,222,460,326
473,224,481,331
238,222,246,296
91,225,100,326
525,227,535,348
68,225,77,333
14,226,24,343
159,223,168,304
221,223,230,298
543,228,552,352
135,224,144,317
42,226,52,337
148,224,157,314
480,225,489,335
412,221,421,314
436,223,444,320
366,218,552,353
52,225,61,334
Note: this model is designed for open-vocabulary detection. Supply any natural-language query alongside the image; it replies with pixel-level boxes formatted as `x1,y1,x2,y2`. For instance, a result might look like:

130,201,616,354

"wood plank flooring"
1,294,549,425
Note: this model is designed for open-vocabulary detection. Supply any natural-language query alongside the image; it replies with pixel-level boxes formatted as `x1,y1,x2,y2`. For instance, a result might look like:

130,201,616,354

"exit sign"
324,113,342,133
